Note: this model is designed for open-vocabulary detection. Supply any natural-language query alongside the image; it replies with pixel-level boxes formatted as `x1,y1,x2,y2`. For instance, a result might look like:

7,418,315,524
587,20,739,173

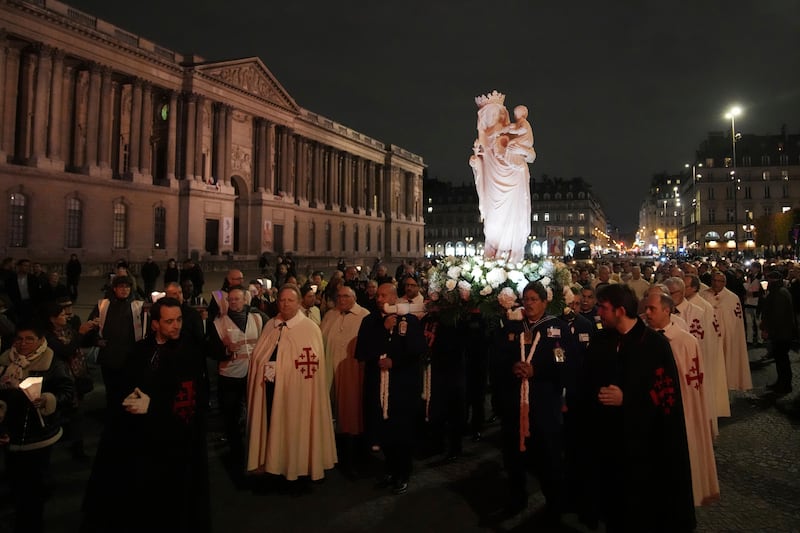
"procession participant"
0,322,74,533
82,298,210,533
575,284,695,531
86,275,145,411
355,283,426,495
643,292,720,507
319,285,370,475
664,276,728,430
760,270,797,395
493,281,573,522
208,287,264,477
578,286,603,334
701,270,752,391
245,284,336,488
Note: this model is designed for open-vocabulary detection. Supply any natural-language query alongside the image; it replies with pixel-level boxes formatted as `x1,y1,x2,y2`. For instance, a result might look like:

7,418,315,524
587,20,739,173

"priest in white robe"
666,277,729,432
701,271,752,391
644,292,720,507
246,284,337,482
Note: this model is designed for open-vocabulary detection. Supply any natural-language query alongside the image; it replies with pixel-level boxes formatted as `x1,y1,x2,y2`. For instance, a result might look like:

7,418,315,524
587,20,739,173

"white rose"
479,286,492,296
497,287,517,309
486,267,508,288
507,269,526,284
540,276,551,287
445,279,457,291
447,266,462,280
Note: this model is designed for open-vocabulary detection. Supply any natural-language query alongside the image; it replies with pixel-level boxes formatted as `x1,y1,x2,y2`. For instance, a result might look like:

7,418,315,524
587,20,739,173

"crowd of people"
0,252,797,531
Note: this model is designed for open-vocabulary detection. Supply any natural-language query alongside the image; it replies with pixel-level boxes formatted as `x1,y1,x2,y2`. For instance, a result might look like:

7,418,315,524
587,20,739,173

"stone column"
366,161,375,215
29,44,51,165
264,121,275,194
294,134,306,203
310,142,321,207
128,78,142,176
375,164,384,216
341,152,352,212
59,65,74,169
97,66,113,173
327,148,337,209
254,118,266,192
47,48,65,165
224,104,232,185
2,46,20,159
183,93,196,180
213,102,225,184
166,90,177,181
193,95,204,181
277,126,288,194
15,49,36,162
84,64,103,173
139,81,153,178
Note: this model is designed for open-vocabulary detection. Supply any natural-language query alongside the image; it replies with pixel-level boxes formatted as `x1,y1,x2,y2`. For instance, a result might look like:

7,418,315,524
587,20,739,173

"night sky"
66,0,800,232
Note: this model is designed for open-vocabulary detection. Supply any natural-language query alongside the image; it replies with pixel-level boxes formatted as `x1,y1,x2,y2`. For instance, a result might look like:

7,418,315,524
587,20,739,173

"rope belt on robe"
379,354,389,419
519,331,540,452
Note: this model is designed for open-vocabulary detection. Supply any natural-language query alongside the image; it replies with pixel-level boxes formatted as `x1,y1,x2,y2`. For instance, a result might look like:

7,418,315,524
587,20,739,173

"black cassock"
82,335,210,533
575,318,695,532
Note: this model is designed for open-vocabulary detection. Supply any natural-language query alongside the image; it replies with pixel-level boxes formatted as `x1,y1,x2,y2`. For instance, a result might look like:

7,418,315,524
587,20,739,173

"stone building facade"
0,0,425,268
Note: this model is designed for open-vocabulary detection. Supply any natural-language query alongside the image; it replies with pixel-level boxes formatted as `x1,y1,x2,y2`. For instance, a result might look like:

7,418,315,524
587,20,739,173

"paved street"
2,273,799,532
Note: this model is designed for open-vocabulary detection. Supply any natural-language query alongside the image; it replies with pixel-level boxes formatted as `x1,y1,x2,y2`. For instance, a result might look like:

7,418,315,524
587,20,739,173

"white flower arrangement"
425,256,571,323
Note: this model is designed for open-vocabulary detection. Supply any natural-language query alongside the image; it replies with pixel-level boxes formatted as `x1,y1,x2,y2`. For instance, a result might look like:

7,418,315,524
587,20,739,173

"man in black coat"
575,283,695,532
82,298,210,533
760,270,797,394
355,283,426,495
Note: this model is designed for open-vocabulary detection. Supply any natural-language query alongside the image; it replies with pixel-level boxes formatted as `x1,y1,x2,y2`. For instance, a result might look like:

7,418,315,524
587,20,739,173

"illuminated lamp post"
724,106,742,254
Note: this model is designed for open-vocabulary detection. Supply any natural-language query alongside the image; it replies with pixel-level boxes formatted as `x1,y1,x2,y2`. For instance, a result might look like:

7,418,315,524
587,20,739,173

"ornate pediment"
195,58,299,112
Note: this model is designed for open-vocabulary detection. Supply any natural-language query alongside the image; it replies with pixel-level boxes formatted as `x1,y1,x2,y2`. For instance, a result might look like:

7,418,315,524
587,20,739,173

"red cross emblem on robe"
734,302,743,319
712,316,721,337
689,318,705,340
650,367,677,415
172,380,196,424
295,347,320,379
685,355,703,390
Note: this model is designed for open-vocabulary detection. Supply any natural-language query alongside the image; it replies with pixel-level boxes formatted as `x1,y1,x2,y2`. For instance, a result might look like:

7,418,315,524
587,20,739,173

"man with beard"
575,284,695,532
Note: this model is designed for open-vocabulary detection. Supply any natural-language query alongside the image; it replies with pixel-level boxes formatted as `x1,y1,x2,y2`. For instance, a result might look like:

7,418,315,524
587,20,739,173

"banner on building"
547,226,565,257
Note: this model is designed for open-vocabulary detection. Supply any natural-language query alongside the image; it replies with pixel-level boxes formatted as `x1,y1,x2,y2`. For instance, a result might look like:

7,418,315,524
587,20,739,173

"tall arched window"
325,221,331,252
112,201,127,249
340,223,346,251
153,206,166,249
353,224,359,252
308,221,316,251
8,193,27,248
366,225,371,252
66,197,82,248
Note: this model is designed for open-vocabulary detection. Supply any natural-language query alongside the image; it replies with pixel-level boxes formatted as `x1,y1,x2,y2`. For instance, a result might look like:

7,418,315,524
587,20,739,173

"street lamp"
684,162,703,250
724,105,742,254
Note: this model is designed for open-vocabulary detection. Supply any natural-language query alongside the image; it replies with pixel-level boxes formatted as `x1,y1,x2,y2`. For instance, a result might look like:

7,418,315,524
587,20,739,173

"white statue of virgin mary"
469,90,536,264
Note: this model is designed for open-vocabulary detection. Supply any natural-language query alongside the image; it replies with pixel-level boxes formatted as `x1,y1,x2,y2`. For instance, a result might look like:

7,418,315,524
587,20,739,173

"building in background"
424,175,609,259
0,0,425,270
638,126,800,257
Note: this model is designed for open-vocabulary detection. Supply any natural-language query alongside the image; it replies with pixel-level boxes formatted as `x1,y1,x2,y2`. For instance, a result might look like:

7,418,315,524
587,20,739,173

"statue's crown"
475,90,505,108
